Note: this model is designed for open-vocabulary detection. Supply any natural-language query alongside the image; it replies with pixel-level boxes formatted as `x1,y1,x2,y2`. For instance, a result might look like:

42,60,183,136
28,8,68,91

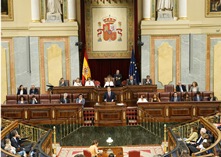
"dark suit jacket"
193,96,203,101
171,96,181,102
11,137,32,153
59,81,68,87
17,89,27,95
208,97,217,101
143,79,152,85
29,88,39,94
114,74,122,86
176,85,187,92
29,99,38,104
60,98,70,104
127,79,137,85
103,92,116,102
11,137,21,150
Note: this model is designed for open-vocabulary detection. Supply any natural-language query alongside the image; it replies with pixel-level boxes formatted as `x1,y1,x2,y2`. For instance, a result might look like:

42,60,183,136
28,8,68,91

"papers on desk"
116,103,124,106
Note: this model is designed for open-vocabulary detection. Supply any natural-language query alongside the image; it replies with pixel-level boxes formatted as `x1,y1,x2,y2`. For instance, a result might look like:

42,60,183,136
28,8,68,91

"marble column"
68,0,76,22
179,0,187,20
31,0,40,22
143,0,151,20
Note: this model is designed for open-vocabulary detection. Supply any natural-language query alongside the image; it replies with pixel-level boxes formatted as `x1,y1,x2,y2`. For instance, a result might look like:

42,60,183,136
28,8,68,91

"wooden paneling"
138,101,221,122
1,103,82,124
94,104,127,126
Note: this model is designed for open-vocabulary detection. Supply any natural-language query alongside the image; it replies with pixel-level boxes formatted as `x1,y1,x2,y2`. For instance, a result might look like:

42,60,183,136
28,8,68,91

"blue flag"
129,49,140,83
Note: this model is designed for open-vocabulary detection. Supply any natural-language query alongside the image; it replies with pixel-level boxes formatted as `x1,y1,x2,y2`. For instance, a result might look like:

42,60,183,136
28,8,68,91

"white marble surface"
141,35,151,83
14,37,31,89
30,37,40,87
70,36,80,83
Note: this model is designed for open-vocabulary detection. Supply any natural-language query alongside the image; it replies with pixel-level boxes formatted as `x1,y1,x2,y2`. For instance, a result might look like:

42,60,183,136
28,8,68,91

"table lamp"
106,137,113,154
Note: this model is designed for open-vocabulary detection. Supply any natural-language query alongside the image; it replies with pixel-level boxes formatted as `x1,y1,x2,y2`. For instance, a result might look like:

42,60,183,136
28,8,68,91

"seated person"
29,95,38,104
60,93,70,104
17,85,27,95
29,85,39,95
188,133,210,154
103,87,115,102
171,92,181,102
114,70,122,87
10,130,32,155
208,93,218,101
76,94,85,107
137,95,148,103
143,75,152,85
182,92,191,101
73,77,82,86
108,153,115,157
189,81,199,92
193,91,202,101
17,96,27,104
127,75,137,85
150,94,161,102
85,77,95,86
185,126,198,143
176,81,187,92
59,78,68,87
104,77,114,88
4,138,26,157
88,140,99,157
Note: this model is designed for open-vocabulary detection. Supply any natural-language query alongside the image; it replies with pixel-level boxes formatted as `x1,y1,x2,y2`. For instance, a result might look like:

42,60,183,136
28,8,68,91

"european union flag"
129,49,140,83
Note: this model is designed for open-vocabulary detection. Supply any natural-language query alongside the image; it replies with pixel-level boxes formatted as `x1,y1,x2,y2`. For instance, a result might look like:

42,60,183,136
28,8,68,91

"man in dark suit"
176,81,187,92
29,85,39,94
114,70,122,87
127,75,137,85
60,93,70,104
10,130,32,154
103,87,116,102
143,75,152,85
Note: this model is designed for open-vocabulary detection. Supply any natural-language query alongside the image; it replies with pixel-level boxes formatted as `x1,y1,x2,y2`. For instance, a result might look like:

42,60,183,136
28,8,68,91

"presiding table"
52,85,157,106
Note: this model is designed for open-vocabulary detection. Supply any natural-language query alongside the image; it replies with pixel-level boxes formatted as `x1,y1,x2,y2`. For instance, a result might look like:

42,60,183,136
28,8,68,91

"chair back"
94,80,101,88
64,80,69,86
128,150,140,157
164,84,174,92
121,80,127,86
83,150,92,157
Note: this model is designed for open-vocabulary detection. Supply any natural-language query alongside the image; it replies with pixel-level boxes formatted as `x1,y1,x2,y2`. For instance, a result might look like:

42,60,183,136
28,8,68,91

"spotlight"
75,42,83,46
137,40,144,46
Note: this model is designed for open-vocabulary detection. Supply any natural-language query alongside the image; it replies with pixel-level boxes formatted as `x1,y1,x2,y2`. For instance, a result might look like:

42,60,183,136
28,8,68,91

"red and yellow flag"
82,51,91,85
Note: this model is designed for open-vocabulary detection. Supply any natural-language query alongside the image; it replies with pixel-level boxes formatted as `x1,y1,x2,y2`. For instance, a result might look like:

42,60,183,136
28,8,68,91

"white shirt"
137,98,148,103
74,82,82,86
85,81,95,86
104,81,114,87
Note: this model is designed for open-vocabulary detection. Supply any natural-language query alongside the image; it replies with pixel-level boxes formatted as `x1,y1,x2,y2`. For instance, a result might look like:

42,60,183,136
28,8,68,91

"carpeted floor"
57,145,164,157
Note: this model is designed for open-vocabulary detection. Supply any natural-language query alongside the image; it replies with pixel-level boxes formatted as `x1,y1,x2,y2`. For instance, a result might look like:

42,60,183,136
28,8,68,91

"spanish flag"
82,51,91,85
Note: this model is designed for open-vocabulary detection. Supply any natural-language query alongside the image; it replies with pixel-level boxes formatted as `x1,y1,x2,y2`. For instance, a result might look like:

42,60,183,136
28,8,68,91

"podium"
94,103,126,126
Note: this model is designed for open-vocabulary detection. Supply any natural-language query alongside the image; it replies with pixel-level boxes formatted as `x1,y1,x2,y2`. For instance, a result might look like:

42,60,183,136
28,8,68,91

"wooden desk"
98,147,123,157
137,101,221,122
94,103,127,126
1,103,82,124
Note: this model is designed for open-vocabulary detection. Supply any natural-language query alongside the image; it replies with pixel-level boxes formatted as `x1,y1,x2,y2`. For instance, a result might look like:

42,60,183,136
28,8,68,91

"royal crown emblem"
97,15,122,42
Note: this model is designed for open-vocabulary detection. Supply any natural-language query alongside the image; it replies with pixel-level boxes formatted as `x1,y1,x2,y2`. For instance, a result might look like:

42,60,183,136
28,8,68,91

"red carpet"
58,145,164,157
